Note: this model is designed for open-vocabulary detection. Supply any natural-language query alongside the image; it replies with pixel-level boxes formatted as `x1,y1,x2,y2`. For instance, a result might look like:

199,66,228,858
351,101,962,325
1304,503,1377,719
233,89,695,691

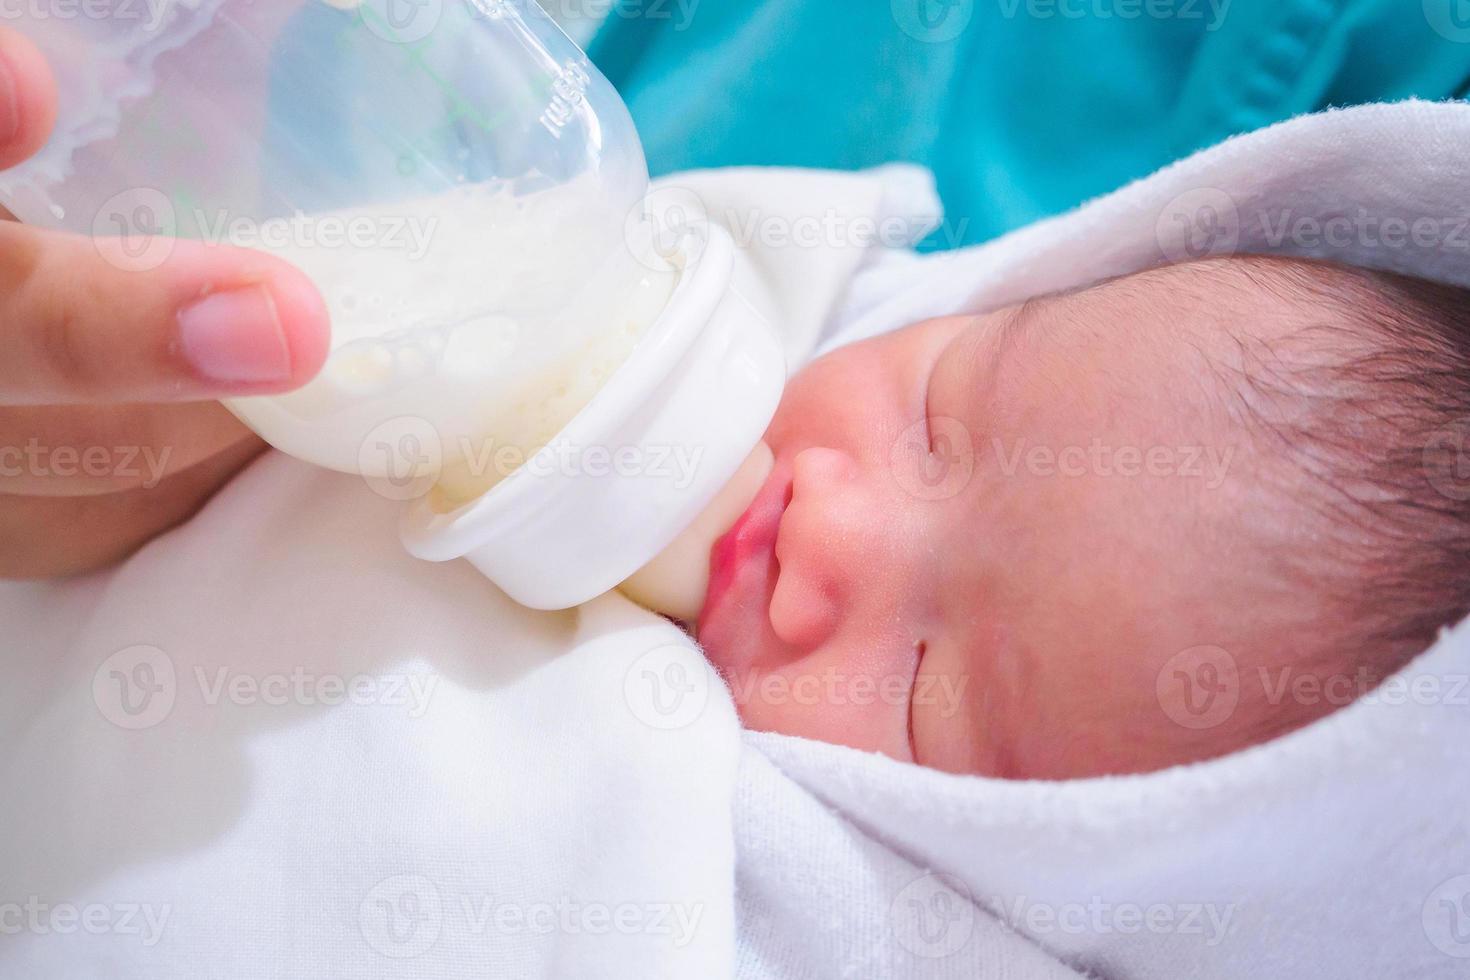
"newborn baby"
695,255,1470,780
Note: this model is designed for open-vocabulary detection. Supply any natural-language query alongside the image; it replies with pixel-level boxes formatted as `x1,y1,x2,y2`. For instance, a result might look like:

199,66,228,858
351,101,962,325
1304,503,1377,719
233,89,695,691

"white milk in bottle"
225,177,679,507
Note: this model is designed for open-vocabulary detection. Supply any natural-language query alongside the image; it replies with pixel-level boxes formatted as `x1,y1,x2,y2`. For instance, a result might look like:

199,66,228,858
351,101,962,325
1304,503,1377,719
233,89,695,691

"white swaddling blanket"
4,100,1469,980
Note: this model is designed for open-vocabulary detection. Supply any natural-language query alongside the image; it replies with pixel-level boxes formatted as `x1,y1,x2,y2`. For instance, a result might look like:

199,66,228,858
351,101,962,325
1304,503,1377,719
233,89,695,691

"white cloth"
6,99,1470,980
742,98,1470,980
4,164,1066,980
826,98,1470,353
2,459,740,979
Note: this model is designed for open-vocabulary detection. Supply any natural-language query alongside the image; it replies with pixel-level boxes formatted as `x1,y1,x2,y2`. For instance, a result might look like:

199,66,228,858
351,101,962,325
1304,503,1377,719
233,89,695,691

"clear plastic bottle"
0,0,787,611
0,0,677,483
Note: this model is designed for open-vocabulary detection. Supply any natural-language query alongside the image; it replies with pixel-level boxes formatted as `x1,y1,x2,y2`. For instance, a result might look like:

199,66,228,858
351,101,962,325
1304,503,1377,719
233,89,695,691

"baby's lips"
620,443,775,622
698,459,793,640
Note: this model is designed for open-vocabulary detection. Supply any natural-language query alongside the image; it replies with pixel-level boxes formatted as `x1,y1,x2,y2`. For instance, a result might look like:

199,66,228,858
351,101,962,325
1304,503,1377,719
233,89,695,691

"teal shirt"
588,0,1470,247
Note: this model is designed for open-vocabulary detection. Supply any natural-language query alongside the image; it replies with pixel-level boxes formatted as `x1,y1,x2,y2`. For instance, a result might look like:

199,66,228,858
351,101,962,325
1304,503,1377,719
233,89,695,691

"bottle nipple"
618,442,776,622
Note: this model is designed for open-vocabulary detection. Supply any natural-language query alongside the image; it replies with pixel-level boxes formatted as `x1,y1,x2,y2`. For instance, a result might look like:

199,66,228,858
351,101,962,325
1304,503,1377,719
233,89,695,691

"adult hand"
0,27,330,578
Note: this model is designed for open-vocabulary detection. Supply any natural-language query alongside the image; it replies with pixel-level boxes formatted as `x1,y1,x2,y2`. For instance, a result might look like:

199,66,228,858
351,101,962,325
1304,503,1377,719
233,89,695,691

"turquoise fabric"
587,0,1470,248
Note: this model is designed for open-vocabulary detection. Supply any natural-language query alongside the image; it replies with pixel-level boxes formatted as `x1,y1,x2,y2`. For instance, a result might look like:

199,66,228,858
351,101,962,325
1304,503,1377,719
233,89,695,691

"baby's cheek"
909,640,1004,776
766,347,903,456
728,652,916,761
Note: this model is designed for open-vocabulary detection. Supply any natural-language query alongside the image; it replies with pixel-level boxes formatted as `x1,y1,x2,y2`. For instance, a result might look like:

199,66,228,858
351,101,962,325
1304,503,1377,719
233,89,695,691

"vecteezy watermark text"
723,667,969,718
0,0,177,31
1258,666,1469,709
985,895,1236,946
360,416,709,502
0,438,172,488
0,897,170,947
358,875,705,959
192,209,439,262
1157,189,1470,263
193,666,439,718
92,645,440,730
995,0,1230,30
992,437,1236,489
537,0,701,30
90,187,443,272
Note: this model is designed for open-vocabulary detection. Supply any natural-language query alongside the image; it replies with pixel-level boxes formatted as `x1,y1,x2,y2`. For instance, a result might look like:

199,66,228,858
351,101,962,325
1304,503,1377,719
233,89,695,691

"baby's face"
697,262,1337,779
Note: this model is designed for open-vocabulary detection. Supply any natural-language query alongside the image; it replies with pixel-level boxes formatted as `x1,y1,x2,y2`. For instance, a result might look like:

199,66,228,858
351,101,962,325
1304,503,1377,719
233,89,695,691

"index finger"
0,26,57,172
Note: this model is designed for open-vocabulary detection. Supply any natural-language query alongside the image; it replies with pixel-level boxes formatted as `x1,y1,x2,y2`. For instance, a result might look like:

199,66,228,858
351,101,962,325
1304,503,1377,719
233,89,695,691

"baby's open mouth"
698,460,794,637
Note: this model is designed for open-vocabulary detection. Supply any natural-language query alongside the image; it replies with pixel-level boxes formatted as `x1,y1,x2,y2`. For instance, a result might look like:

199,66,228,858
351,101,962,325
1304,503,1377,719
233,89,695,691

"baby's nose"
791,445,913,553
771,447,901,647
788,447,877,552
791,446,855,492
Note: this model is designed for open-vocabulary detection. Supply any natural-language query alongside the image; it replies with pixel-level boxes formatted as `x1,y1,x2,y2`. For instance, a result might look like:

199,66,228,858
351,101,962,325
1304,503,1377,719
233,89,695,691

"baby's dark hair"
1207,256,1470,672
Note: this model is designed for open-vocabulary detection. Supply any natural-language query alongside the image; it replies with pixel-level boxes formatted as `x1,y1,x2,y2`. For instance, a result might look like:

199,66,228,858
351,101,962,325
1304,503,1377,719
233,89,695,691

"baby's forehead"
1001,257,1385,379
913,255,1395,458
1079,257,1365,333
917,258,1371,460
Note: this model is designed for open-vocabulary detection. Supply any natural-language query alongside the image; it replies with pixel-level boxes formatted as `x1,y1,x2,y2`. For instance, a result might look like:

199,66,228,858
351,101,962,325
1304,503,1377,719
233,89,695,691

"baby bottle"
0,0,785,613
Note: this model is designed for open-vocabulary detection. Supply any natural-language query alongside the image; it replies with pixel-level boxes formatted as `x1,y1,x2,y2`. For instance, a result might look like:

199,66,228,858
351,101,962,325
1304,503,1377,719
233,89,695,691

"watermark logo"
1258,666,1468,710
1425,0,1470,43
1424,873,1470,958
359,0,444,44
623,644,713,730
628,185,711,271
1256,209,1470,253
94,648,438,728
91,189,442,272
890,872,976,958
359,875,703,954
191,209,439,260
360,874,443,959
536,0,703,31
459,895,704,946
722,208,956,252
892,0,975,42
357,418,708,503
1424,419,1470,502
92,187,176,272
1156,197,1470,263
1157,187,1240,263
628,190,960,266
724,667,969,718
359,415,445,502
194,666,439,717
986,895,1235,946
995,0,1231,31
1155,645,1239,730
93,645,177,730
992,437,1235,489
891,416,976,501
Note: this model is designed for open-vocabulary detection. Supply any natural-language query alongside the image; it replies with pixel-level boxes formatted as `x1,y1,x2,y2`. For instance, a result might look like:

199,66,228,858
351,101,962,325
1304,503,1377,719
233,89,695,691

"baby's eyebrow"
963,299,1037,387
999,296,1046,350
930,305,1034,435
942,291,1080,439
